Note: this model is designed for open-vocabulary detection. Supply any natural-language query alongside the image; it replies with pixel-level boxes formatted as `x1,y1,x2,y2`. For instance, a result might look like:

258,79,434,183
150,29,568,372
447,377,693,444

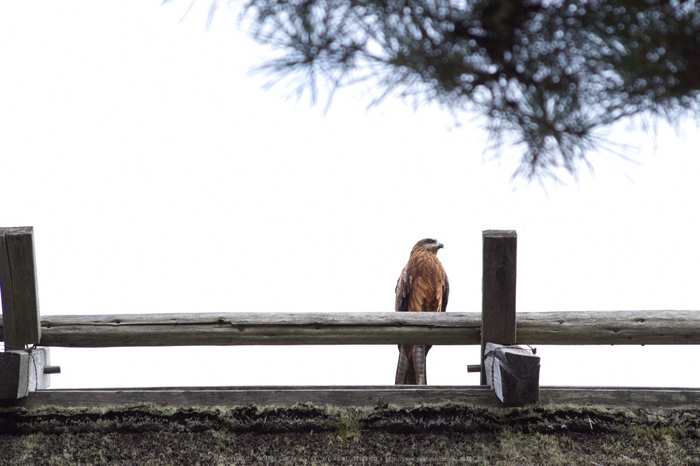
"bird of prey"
394,238,449,385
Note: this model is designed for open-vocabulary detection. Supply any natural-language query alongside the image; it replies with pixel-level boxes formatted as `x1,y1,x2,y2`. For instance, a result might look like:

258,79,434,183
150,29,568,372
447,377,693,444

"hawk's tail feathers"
395,345,411,385
413,345,427,385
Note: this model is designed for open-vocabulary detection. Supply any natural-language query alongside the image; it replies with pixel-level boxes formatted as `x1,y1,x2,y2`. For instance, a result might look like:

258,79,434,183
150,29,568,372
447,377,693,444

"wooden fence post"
0,227,41,350
480,230,517,385
0,227,52,401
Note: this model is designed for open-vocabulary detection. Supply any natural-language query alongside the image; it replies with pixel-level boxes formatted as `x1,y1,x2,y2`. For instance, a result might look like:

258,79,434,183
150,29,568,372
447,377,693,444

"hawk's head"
413,238,444,254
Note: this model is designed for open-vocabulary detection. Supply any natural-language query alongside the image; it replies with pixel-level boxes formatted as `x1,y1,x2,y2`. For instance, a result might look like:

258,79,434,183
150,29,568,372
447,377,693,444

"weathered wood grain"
16,386,700,409
0,227,41,349
17,386,501,408
0,231,13,343
516,310,700,345
0,352,28,399
33,312,483,347
481,230,517,384
2,311,700,347
539,386,700,409
484,342,540,407
0,348,50,400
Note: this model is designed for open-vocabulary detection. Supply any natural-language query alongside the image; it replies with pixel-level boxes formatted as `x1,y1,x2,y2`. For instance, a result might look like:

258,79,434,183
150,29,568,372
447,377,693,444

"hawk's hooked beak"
438,243,444,249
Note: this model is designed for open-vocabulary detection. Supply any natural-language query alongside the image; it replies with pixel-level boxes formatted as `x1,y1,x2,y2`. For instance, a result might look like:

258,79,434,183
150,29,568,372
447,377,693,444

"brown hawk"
395,238,449,385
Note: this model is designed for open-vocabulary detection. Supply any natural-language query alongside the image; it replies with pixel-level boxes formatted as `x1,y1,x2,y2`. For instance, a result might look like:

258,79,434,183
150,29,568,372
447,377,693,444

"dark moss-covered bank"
2,402,700,465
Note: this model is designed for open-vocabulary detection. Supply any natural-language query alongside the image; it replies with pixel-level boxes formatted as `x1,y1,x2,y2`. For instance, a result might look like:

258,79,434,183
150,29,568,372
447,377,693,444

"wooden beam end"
0,347,52,400
484,343,540,407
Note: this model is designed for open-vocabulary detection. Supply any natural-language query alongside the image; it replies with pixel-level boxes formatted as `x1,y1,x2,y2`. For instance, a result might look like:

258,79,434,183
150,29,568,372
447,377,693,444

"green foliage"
237,0,700,178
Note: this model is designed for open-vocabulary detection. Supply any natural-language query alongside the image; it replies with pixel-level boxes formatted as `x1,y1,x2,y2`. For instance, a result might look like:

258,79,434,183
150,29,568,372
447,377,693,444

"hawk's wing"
441,275,450,313
395,266,412,312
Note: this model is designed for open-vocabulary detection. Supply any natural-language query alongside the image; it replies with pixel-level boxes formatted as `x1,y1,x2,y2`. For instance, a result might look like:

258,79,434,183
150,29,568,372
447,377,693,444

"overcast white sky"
1,1,699,389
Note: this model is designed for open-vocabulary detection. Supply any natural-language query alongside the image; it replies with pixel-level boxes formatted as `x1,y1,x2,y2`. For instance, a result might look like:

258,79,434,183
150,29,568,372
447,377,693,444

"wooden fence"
2,227,700,408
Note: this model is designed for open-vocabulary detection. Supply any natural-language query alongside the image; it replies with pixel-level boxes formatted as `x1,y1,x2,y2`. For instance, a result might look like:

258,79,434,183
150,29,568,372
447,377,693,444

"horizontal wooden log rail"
6,312,480,347
517,310,700,345
16,386,700,409
2,310,699,348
